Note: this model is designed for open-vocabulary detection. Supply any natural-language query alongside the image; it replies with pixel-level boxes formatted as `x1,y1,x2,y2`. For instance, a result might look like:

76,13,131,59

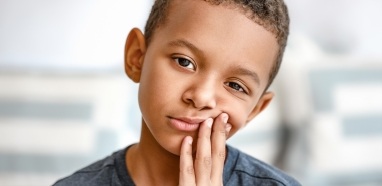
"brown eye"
174,57,195,70
226,82,246,94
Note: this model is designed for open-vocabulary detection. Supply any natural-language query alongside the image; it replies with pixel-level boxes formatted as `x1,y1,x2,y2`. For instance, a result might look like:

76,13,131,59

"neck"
126,123,180,186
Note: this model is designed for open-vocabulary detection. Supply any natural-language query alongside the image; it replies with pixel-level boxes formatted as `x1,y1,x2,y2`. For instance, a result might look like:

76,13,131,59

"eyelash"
225,82,248,94
173,57,196,70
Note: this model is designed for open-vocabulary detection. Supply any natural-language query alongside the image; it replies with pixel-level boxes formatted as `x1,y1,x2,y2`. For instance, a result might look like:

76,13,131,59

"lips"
169,117,205,132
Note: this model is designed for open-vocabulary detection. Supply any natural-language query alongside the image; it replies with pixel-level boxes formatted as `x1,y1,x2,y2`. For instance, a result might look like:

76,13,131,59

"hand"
179,113,232,186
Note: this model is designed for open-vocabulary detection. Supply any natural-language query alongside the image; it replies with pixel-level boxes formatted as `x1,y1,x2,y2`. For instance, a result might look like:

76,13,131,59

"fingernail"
206,118,213,128
188,136,193,145
225,124,232,132
222,113,228,123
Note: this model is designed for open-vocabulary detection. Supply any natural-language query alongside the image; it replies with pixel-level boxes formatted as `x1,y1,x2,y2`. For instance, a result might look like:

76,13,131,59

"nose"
182,77,217,110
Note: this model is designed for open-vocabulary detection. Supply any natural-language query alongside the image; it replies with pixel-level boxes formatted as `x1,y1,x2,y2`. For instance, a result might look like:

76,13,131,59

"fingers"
195,118,213,185
179,114,231,186
211,113,231,185
179,136,195,186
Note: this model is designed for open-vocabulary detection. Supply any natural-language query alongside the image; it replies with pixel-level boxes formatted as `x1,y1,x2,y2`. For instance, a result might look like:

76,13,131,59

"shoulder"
53,148,133,186
224,145,301,186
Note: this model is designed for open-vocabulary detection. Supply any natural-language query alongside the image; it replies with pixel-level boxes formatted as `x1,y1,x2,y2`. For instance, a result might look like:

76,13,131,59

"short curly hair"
144,0,290,90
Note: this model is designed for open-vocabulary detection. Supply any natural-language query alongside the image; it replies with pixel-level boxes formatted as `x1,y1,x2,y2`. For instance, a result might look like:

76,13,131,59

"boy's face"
126,0,278,155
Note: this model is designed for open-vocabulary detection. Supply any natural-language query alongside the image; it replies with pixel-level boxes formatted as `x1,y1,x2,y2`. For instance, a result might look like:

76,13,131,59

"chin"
151,126,200,157
156,135,184,156
163,143,182,157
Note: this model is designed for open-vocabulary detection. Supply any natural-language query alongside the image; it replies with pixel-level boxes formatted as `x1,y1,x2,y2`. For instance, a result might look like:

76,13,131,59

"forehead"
149,0,278,87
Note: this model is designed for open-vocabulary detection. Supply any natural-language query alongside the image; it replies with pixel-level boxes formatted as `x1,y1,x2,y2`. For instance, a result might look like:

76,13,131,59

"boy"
55,0,300,185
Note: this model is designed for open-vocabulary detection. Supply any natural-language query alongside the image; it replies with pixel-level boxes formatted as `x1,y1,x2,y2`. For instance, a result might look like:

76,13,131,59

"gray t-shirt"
53,145,301,186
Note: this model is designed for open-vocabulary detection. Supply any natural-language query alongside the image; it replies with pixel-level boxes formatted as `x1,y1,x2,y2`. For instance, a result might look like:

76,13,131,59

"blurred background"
0,0,381,185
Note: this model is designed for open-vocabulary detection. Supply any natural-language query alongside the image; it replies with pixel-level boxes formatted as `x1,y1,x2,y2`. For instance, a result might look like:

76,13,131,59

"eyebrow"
167,39,205,57
231,66,261,86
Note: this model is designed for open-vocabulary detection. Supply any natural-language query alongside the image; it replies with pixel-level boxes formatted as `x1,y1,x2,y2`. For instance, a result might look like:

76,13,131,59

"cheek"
138,61,166,118
225,105,250,131
225,115,248,140
138,60,181,115
222,99,258,139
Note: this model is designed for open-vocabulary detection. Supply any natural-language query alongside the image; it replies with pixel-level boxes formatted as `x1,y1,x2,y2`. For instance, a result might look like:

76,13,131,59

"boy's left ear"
124,28,146,83
246,92,274,123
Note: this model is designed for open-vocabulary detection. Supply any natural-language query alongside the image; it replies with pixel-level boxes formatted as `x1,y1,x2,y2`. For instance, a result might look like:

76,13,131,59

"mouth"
168,117,205,132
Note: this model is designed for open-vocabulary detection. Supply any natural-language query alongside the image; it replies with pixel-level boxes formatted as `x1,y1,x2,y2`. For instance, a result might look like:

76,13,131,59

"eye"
174,57,196,70
225,82,247,94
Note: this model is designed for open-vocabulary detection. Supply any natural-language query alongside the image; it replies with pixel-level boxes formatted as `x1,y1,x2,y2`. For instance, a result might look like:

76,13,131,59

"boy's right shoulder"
53,147,134,186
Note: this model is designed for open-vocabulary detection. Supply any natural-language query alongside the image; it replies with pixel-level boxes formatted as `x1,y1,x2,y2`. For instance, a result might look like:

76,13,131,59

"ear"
124,28,146,83
245,92,274,123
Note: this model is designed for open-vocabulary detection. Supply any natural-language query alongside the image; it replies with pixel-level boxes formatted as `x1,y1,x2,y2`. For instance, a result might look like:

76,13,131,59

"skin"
124,0,279,185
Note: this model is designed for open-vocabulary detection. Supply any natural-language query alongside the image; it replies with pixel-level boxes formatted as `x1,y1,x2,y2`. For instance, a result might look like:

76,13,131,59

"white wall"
0,0,152,70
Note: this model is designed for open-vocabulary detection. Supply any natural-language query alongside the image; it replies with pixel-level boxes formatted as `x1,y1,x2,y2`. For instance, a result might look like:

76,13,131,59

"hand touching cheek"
179,113,232,186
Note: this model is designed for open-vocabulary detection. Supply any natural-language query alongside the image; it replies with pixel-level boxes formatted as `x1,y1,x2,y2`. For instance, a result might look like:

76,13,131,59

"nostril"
186,98,193,104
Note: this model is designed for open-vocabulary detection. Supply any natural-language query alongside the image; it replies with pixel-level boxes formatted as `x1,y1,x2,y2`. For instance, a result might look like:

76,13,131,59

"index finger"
211,113,230,185
179,136,196,186
194,118,213,185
